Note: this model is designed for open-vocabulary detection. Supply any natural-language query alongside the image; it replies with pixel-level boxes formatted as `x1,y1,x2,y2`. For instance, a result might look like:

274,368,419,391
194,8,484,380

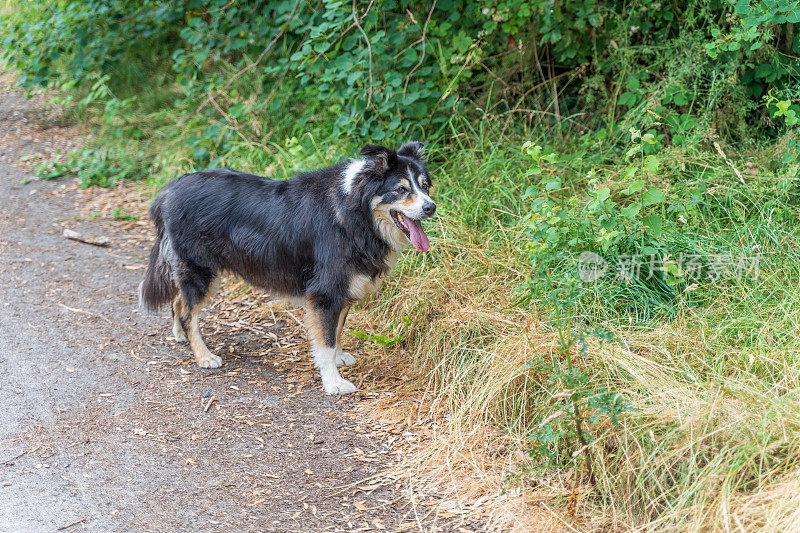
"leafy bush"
4,0,799,158
522,124,697,320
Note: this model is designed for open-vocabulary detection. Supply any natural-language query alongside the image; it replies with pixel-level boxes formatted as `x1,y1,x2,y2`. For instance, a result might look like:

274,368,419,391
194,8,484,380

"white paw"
196,351,223,369
335,350,356,366
172,324,188,343
322,376,357,395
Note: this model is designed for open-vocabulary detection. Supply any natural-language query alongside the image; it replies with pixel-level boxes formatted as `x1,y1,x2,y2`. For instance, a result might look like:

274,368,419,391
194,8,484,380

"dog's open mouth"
390,210,430,252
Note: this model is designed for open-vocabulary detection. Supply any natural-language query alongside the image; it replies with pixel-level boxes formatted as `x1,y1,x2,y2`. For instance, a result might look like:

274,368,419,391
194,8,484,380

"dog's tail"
139,197,176,313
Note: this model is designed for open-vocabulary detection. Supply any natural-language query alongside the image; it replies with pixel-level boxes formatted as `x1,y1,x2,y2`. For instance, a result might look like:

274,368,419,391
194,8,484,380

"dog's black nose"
423,202,436,216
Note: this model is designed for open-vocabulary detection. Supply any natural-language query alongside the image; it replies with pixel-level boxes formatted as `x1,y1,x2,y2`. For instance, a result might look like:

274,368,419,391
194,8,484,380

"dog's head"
342,141,436,252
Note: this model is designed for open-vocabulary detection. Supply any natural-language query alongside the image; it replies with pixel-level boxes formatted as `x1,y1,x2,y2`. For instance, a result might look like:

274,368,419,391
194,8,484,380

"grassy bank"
343,130,800,529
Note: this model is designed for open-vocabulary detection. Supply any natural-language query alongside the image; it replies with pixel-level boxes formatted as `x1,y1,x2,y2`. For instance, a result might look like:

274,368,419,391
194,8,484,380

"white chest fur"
348,251,398,300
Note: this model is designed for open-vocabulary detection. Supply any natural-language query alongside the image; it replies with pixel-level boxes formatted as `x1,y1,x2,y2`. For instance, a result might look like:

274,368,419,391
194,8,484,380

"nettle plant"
523,126,667,262
522,115,703,320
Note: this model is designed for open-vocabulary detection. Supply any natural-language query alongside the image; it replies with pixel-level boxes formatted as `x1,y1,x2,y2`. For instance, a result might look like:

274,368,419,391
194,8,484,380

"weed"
349,316,411,348
110,208,138,221
36,147,147,187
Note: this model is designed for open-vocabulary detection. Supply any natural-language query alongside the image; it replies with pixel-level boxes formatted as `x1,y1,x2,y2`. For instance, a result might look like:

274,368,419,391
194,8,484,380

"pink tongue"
402,214,430,252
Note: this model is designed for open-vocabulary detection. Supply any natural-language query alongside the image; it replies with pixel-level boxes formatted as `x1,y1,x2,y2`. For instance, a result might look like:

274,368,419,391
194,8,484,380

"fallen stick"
203,396,216,412
57,303,113,324
1,449,29,466
57,518,86,531
63,228,110,247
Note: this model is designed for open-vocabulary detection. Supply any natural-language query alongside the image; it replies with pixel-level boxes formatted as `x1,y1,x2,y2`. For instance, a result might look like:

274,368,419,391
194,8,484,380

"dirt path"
0,84,427,532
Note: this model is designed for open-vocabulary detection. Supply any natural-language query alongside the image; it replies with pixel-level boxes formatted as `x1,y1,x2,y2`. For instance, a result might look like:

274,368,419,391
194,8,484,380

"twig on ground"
63,228,110,247
57,303,113,324
1,448,30,465
203,395,216,412
56,518,86,531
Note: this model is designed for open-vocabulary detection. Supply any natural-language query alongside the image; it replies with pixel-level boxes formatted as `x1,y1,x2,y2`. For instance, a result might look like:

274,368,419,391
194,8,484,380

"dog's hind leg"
171,297,188,343
180,300,222,369
334,304,356,366
305,297,356,394
178,267,222,369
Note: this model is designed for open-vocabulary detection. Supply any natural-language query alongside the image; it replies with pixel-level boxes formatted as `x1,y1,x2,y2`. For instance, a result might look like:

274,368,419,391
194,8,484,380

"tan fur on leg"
183,304,222,368
305,302,356,394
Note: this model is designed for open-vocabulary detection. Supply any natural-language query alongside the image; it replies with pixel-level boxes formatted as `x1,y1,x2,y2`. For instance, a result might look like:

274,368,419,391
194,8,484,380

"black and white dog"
139,142,435,394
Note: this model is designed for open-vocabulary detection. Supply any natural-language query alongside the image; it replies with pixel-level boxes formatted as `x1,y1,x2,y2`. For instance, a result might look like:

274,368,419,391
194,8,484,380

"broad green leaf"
626,145,642,158
621,204,641,219
642,188,667,206
626,180,645,194
313,41,331,53
734,0,750,15
645,155,659,174
642,214,662,238
756,63,773,79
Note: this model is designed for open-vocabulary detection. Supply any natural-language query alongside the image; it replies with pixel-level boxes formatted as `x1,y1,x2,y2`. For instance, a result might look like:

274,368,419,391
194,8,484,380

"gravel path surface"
0,80,424,532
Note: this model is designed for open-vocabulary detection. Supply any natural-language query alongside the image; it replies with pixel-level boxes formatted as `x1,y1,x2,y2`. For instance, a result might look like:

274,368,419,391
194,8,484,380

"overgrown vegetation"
3,0,800,529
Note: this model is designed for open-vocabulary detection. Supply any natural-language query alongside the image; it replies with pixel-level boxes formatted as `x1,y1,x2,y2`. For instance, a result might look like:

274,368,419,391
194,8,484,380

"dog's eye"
396,186,407,194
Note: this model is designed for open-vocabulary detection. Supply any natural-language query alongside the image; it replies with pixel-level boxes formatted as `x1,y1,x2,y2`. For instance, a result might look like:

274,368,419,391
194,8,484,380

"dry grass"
340,216,583,530
340,205,800,531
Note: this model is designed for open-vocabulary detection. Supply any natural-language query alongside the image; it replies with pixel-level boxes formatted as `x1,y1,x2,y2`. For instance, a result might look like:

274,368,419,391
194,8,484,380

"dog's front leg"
335,304,356,366
305,297,357,394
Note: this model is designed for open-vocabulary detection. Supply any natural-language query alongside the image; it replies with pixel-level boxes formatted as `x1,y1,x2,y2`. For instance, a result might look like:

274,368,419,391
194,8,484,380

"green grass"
336,128,800,529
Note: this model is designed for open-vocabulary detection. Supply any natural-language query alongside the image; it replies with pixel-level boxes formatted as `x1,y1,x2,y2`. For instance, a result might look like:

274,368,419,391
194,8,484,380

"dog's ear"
360,144,397,176
397,141,425,159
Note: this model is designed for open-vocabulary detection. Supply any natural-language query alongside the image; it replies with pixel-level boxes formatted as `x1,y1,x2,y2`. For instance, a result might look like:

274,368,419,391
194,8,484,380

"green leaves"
594,187,611,203
770,97,799,126
35,146,147,188
625,180,645,195
644,155,659,174
642,188,667,206
642,214,663,238
620,204,642,219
